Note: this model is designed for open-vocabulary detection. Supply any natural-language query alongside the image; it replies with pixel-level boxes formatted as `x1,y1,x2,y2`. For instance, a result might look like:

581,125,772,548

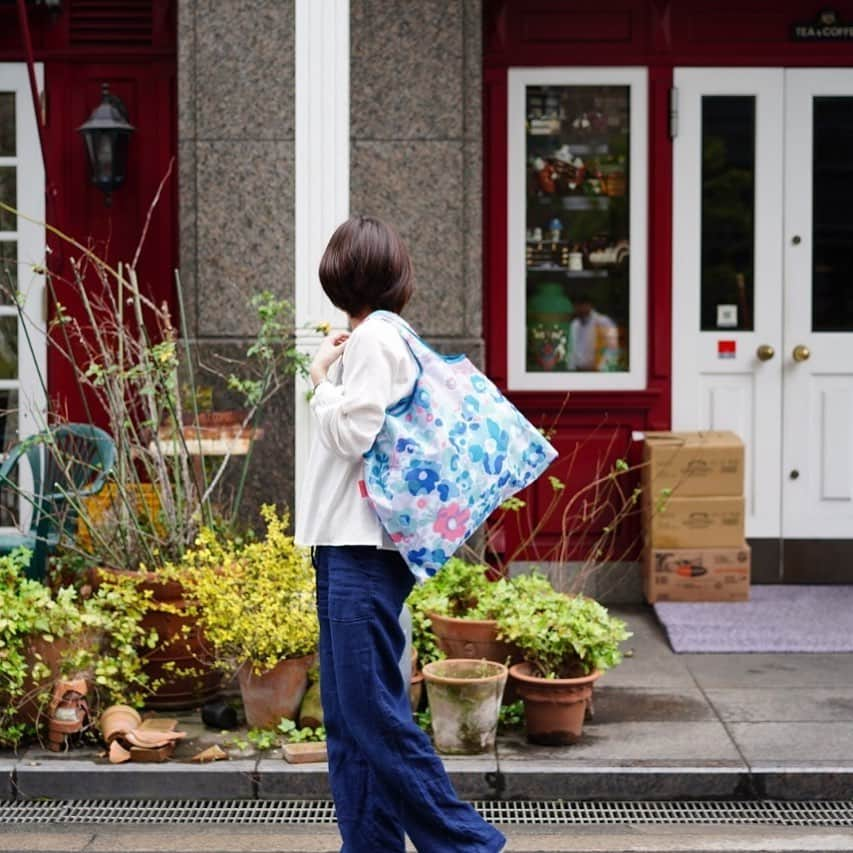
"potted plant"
421,658,508,755
497,580,631,745
165,505,319,729
0,547,158,750
407,558,528,666
14,214,309,708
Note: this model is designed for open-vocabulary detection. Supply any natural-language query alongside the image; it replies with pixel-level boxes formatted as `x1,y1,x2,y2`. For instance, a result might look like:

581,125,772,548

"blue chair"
0,424,116,581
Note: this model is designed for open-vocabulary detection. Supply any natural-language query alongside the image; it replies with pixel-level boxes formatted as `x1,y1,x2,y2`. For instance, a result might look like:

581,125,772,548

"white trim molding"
294,0,349,513
0,62,46,532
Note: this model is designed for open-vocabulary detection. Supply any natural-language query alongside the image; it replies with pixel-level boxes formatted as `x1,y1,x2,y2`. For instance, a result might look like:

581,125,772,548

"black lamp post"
77,83,134,207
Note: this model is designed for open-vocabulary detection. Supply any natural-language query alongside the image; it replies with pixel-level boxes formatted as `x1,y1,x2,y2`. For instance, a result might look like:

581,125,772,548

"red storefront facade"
484,1,853,583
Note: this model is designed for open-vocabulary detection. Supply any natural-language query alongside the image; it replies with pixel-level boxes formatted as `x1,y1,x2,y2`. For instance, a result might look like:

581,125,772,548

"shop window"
508,69,647,391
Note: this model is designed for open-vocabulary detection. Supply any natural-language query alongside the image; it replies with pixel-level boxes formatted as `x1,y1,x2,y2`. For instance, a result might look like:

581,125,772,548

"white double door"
673,68,853,541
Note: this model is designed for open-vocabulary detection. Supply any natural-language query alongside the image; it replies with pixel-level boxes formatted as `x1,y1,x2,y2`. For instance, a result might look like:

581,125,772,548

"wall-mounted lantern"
77,83,134,207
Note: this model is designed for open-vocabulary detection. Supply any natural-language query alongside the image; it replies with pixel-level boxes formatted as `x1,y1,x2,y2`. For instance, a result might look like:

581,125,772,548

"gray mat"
653,585,853,653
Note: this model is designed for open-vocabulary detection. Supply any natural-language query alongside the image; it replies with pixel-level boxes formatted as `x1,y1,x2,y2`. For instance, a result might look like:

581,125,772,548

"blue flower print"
523,442,547,469
396,437,418,455
405,461,440,496
461,395,480,421
470,374,488,393
392,512,415,533
468,418,509,475
455,470,474,495
436,480,459,502
408,548,428,567
415,387,431,410
430,547,448,566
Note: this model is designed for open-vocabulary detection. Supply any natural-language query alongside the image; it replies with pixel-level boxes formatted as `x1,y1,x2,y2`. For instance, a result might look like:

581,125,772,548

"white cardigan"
294,314,418,548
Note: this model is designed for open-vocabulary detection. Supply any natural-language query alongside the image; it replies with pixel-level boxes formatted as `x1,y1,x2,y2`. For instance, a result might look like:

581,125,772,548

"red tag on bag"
358,479,368,498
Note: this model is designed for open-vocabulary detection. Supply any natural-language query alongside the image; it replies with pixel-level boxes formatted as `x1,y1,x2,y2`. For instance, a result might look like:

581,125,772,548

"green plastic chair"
0,424,117,581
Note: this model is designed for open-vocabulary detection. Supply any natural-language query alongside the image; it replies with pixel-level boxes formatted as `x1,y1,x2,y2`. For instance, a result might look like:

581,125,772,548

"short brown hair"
318,216,414,316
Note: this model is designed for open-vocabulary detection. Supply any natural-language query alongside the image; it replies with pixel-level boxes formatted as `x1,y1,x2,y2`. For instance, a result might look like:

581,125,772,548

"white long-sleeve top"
294,314,418,547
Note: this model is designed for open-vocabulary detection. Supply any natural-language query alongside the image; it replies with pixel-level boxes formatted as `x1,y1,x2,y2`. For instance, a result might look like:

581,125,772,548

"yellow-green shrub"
168,505,318,675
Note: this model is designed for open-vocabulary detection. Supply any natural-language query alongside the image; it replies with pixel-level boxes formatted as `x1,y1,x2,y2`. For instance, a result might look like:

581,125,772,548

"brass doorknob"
792,345,811,363
756,344,775,362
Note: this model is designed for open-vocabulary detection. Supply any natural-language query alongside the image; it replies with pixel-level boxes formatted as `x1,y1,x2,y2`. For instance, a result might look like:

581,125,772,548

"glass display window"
507,68,648,391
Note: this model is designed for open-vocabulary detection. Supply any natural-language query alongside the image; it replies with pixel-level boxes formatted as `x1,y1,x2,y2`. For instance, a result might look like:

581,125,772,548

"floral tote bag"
363,311,558,581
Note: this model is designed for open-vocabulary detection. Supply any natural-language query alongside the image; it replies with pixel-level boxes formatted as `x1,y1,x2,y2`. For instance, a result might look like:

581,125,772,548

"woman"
295,215,506,853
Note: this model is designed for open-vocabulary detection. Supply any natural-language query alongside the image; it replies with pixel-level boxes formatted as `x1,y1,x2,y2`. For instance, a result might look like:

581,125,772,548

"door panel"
783,70,853,538
672,68,784,539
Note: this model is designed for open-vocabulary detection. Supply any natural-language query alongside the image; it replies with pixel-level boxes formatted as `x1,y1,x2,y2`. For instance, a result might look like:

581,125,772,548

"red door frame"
483,0,853,561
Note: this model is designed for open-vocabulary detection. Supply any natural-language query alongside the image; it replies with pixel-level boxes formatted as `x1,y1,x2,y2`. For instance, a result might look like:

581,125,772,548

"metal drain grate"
1,799,853,827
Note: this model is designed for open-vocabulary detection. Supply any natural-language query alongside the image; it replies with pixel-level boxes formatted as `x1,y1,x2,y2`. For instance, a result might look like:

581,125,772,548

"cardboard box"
643,431,744,497
644,495,745,548
644,545,751,602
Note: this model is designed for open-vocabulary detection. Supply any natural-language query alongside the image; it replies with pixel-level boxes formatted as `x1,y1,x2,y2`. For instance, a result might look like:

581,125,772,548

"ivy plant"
495,574,632,679
0,548,159,748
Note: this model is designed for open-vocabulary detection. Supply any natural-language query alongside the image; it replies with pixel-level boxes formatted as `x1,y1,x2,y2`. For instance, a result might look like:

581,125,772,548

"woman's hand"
310,332,350,387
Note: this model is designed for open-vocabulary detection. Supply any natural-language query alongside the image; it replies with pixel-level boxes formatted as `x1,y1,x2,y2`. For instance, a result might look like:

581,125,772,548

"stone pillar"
178,0,298,520
350,0,483,362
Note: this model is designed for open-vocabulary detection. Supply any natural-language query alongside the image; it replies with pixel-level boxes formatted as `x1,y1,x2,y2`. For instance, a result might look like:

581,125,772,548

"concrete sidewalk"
1,824,853,853
4,605,853,802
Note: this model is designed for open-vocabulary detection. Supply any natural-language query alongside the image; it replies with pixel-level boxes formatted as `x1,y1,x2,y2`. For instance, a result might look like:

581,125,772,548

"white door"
672,68,784,539
783,70,853,538
673,67,853,542
0,64,46,529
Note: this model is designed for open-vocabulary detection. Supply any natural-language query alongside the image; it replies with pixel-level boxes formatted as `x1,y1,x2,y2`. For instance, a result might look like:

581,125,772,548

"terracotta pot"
409,671,425,713
422,659,507,755
12,632,101,727
427,612,521,703
99,704,142,743
427,612,521,665
509,662,601,746
96,568,222,710
237,654,314,729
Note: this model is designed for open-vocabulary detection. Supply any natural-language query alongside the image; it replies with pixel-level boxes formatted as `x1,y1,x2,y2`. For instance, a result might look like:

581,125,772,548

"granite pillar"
178,0,297,518
350,0,483,358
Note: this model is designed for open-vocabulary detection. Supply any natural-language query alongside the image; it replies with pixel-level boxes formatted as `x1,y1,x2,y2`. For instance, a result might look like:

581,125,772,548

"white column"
294,0,349,513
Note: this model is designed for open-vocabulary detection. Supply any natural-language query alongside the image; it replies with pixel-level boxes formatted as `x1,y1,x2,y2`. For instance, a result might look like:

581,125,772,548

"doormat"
653,585,853,653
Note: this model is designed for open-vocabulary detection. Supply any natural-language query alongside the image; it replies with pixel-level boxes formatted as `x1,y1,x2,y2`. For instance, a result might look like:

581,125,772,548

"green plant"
497,700,525,733
495,574,631,679
247,727,280,751
164,505,318,675
277,718,326,743
0,548,159,748
414,707,432,735
405,559,554,667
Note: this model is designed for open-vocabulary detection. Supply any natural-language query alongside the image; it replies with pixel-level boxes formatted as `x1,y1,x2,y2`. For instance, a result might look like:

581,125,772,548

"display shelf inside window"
525,85,631,374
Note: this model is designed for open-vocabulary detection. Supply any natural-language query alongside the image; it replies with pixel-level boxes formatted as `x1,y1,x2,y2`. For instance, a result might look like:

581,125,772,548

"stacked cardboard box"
642,431,750,603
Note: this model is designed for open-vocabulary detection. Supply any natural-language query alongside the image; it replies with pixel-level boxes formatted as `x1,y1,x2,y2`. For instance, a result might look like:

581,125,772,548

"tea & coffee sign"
792,9,853,40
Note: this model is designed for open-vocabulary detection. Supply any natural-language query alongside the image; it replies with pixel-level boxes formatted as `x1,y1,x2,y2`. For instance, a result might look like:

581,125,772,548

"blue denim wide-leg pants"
314,545,506,853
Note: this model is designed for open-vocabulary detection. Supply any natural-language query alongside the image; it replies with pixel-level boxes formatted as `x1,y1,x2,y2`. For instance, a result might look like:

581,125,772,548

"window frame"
507,66,648,391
